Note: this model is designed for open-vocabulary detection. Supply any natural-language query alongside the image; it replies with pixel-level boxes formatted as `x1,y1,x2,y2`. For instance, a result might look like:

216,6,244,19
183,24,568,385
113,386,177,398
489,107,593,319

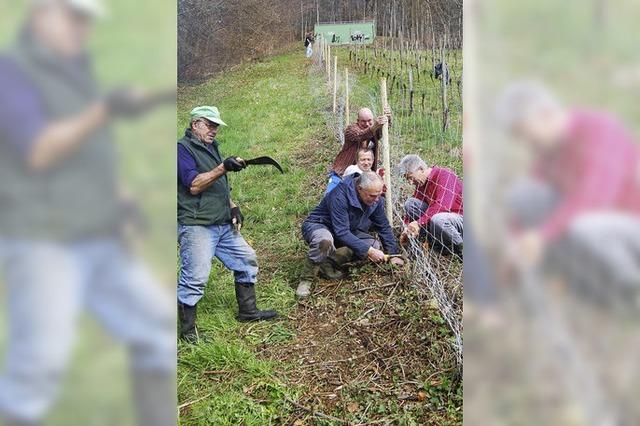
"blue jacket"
304,175,400,258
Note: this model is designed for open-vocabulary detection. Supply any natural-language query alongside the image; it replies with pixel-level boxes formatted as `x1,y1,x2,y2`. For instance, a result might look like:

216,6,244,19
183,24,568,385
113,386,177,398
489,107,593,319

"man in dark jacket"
177,105,277,342
297,172,404,298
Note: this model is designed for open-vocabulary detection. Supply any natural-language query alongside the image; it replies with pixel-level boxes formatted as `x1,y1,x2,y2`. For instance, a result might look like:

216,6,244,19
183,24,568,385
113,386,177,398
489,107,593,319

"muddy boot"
329,247,354,268
318,239,335,257
318,260,345,279
235,283,278,322
319,246,354,279
296,258,319,298
178,302,198,343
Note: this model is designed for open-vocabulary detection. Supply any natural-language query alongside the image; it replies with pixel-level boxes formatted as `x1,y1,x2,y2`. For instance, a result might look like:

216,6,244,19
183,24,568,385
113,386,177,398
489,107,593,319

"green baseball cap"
189,105,227,127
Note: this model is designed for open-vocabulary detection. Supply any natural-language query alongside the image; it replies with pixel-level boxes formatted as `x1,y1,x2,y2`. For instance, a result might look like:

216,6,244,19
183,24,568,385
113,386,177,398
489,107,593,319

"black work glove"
106,87,151,118
223,156,246,172
231,206,244,231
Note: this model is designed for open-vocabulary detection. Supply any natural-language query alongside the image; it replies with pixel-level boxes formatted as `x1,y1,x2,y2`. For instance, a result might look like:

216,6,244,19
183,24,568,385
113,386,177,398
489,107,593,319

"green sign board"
314,21,375,45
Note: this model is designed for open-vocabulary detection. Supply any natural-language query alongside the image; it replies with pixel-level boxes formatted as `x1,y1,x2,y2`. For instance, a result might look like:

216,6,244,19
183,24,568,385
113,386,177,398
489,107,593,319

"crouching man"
178,106,277,342
398,154,464,257
297,172,404,298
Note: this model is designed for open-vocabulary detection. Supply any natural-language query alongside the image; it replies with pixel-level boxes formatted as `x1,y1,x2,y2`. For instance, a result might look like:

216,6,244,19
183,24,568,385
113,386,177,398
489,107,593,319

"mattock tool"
238,156,284,174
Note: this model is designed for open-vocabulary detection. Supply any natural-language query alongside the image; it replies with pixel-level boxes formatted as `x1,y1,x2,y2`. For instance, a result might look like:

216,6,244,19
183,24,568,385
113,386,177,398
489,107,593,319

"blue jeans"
177,224,258,306
404,197,464,255
325,171,342,195
0,238,175,422
301,221,381,263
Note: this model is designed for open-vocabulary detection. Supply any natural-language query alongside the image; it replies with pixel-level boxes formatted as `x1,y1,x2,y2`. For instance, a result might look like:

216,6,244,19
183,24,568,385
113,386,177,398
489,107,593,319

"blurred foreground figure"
499,81,640,310
0,1,174,424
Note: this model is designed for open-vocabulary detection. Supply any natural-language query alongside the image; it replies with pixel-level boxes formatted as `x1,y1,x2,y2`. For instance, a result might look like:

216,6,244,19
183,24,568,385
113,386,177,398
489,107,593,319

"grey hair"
495,80,563,131
397,154,428,175
356,171,383,189
190,117,206,128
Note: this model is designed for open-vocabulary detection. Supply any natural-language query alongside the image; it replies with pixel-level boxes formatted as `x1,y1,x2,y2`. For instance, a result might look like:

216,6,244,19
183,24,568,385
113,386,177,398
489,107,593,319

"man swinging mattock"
177,105,278,342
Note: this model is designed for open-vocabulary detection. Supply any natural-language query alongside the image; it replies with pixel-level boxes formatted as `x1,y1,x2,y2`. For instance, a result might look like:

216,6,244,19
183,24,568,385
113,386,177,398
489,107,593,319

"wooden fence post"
344,67,349,125
408,69,414,115
440,37,449,132
326,45,331,78
380,78,393,225
333,56,338,114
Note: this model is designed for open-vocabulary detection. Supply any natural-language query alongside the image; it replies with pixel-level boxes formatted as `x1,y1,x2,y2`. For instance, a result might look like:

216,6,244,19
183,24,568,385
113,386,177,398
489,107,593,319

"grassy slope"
177,53,334,425
177,51,462,425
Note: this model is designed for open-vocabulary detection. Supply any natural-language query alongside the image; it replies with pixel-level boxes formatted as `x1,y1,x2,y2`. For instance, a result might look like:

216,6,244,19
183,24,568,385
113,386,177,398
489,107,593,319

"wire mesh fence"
309,38,463,364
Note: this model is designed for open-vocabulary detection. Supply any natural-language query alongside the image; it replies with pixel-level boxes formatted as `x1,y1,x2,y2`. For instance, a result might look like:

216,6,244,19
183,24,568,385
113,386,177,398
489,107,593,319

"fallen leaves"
346,402,359,413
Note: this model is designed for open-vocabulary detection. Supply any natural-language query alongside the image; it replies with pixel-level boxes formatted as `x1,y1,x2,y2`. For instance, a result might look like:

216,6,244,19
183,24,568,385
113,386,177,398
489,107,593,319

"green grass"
177,52,333,424
178,50,462,424
336,46,463,176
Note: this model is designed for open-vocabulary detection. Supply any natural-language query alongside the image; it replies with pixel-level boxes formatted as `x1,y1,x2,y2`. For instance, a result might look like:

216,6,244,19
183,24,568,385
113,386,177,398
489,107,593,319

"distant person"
297,172,404,298
177,106,278,342
434,62,451,84
327,107,391,193
499,82,640,308
398,154,464,257
304,32,314,58
0,0,175,424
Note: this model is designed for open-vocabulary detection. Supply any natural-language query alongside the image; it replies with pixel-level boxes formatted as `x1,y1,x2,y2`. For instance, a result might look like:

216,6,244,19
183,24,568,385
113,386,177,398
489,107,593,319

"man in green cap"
177,105,278,342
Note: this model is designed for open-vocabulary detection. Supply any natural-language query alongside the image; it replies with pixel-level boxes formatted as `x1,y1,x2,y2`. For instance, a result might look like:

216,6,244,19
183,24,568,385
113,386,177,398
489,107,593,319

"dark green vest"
177,130,232,225
0,34,120,240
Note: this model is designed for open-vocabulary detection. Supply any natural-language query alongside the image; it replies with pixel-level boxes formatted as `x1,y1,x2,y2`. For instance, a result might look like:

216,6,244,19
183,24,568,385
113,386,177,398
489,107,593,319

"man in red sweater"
500,82,640,304
398,154,464,256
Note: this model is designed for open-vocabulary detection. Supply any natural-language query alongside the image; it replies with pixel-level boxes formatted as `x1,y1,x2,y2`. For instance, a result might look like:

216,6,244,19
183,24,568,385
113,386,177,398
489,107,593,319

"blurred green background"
0,1,175,425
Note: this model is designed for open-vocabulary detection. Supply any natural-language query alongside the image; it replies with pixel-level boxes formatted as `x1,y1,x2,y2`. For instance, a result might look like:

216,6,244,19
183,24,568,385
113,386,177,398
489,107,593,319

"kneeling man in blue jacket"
297,171,404,298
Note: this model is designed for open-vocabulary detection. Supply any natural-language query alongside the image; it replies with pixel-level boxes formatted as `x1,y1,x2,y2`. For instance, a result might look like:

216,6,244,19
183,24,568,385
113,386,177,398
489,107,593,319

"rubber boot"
329,246,354,268
235,283,278,322
296,258,319,298
177,302,198,343
318,260,346,279
132,370,177,426
319,246,354,279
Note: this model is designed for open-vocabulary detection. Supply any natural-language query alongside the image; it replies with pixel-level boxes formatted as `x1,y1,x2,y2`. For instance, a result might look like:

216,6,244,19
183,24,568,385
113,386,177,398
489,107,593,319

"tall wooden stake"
408,69,414,114
380,78,393,225
332,56,338,114
440,37,449,133
344,67,349,125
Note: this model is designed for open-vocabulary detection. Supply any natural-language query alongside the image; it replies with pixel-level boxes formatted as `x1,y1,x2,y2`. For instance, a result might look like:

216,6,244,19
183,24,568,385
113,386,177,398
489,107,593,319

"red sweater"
534,109,640,242
409,166,464,226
